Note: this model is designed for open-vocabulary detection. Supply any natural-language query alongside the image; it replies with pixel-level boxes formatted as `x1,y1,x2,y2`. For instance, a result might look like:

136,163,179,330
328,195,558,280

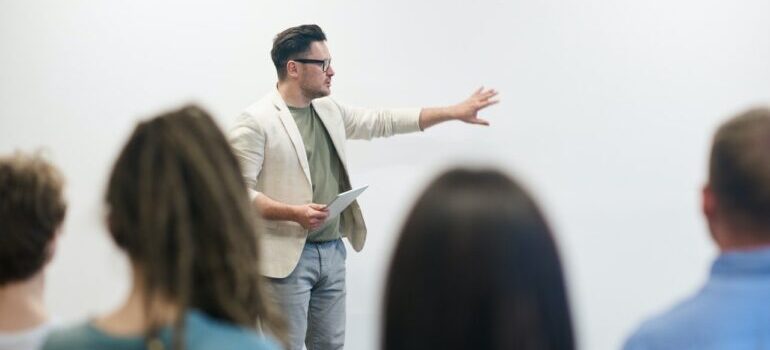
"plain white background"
1,1,769,349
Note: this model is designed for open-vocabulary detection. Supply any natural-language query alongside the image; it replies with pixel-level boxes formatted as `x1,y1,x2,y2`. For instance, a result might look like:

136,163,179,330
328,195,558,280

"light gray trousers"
268,239,347,350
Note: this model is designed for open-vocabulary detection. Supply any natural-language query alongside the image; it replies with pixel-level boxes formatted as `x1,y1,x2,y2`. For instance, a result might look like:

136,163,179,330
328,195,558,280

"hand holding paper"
323,185,368,222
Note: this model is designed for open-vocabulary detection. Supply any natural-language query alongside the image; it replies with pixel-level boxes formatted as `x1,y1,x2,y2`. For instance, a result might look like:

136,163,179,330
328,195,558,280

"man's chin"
304,87,331,100
314,89,331,99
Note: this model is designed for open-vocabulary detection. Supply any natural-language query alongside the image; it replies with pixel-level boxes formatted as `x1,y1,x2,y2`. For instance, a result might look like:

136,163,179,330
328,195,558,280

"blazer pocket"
263,219,304,231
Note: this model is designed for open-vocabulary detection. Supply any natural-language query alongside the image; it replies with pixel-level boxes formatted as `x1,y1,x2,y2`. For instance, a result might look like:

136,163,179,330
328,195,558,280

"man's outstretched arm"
419,87,499,130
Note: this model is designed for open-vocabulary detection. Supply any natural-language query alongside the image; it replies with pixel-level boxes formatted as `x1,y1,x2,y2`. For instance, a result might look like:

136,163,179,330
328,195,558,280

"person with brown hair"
43,105,283,350
382,168,575,350
229,24,499,350
0,152,66,350
624,107,770,350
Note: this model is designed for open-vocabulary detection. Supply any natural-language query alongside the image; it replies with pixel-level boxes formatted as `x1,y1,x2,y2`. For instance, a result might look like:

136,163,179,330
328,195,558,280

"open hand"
452,87,499,126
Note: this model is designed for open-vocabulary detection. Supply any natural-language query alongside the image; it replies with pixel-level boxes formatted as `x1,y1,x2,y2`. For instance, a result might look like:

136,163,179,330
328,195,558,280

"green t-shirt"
288,105,343,242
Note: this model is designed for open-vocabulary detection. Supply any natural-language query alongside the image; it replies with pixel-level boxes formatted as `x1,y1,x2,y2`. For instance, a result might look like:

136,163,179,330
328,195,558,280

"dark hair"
271,24,326,80
383,168,574,350
709,107,770,233
0,152,66,285
105,105,285,349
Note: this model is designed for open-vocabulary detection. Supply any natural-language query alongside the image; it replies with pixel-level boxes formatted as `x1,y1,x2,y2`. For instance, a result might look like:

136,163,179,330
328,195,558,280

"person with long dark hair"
383,168,575,350
43,105,285,350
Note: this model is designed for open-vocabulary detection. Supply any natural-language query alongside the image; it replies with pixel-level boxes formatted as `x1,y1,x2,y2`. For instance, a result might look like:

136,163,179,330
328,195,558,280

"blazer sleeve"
335,100,422,140
228,116,265,201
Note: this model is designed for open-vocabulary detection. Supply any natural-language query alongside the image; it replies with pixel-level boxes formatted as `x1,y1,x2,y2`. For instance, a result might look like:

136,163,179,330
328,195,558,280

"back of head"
383,168,574,350
0,152,66,286
271,24,326,80
105,105,282,343
709,107,770,235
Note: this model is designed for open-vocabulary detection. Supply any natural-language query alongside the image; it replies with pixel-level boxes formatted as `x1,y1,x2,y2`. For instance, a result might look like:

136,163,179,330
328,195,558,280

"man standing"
228,24,498,350
624,107,770,350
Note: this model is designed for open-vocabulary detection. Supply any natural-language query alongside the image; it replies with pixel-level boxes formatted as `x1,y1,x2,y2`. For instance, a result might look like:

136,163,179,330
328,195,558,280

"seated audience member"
624,107,770,350
43,106,284,350
0,153,66,350
382,168,575,350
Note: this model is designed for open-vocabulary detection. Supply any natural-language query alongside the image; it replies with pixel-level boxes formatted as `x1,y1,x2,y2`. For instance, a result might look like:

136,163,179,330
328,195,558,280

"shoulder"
41,322,97,350
312,96,339,108
233,93,281,128
311,97,343,115
623,289,720,350
0,322,53,350
185,312,281,350
191,333,279,350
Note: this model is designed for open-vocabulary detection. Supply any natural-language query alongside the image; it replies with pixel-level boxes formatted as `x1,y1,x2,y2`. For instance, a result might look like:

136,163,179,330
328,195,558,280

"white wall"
1,1,769,349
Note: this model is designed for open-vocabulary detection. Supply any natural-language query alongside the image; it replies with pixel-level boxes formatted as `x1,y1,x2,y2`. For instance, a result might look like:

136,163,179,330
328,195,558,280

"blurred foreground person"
44,106,284,350
0,152,66,350
383,168,575,350
625,107,770,350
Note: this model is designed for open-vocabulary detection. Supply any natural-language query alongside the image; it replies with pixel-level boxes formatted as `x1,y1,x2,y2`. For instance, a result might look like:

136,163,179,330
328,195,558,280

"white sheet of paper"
324,185,368,222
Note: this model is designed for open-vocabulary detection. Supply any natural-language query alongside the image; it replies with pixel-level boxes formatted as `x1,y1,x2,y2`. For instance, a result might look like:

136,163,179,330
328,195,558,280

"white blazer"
229,89,421,278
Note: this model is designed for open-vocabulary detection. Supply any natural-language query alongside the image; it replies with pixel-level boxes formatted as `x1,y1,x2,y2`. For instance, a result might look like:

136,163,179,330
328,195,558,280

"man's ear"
702,183,717,221
286,61,299,78
45,226,63,265
105,210,119,239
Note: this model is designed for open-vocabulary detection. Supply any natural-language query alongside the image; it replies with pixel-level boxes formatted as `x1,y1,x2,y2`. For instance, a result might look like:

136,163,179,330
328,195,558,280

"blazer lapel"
272,92,312,186
312,100,348,167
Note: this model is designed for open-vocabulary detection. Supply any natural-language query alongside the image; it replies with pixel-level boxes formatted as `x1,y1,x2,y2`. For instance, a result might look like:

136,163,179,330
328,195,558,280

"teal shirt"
42,310,280,350
288,105,343,242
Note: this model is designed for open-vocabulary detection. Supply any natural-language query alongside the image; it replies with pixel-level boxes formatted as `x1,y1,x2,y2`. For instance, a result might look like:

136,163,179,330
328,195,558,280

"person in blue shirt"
624,107,770,350
43,105,285,350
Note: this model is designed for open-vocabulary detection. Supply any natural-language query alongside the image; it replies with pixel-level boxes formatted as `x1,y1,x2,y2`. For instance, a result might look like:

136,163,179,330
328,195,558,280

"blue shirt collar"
711,246,770,277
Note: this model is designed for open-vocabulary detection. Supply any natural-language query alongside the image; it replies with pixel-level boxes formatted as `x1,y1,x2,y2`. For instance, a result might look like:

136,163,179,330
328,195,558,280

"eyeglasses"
293,58,332,72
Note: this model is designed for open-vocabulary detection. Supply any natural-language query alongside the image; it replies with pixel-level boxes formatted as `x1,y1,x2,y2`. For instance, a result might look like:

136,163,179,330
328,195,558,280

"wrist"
287,205,301,222
446,105,461,120
419,106,458,130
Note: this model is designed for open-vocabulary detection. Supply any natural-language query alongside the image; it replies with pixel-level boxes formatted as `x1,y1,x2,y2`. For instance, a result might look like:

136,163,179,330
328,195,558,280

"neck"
94,270,180,336
720,240,770,252
277,81,312,108
0,273,48,331
716,227,770,252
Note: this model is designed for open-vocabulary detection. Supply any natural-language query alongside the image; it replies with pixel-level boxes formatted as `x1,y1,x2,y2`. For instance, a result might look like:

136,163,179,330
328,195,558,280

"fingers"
308,217,325,230
473,87,497,97
309,203,328,211
481,99,499,109
295,203,330,230
478,89,498,102
472,89,498,118
308,210,328,220
309,209,329,225
306,212,328,230
468,118,490,126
